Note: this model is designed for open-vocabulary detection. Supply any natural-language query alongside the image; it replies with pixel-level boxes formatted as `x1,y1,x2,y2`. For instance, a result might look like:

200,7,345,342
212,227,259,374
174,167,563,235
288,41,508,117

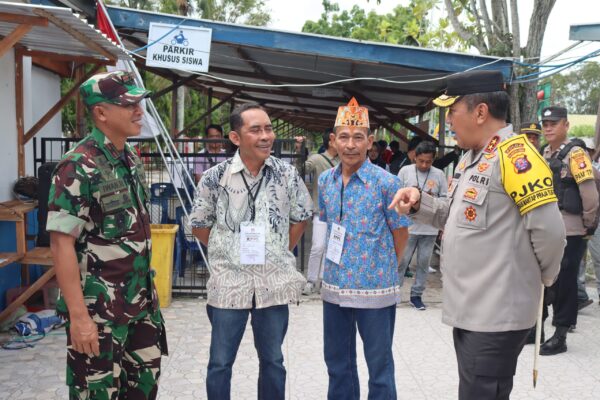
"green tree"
195,0,270,25
543,62,600,115
302,0,465,50
442,0,557,128
570,125,595,138
107,0,156,11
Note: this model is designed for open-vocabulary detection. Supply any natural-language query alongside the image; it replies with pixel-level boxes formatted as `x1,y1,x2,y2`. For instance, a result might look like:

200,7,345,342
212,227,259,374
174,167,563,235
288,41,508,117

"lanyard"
241,172,264,222
339,183,345,221
320,153,335,168
415,165,431,191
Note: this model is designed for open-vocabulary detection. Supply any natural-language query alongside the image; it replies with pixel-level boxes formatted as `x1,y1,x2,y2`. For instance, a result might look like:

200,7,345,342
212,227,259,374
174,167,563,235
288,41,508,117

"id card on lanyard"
326,223,346,264
326,182,346,265
239,171,266,265
240,223,266,265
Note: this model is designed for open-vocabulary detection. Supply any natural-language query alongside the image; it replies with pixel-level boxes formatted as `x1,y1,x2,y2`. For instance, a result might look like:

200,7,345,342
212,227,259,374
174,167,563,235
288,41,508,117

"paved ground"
1,277,599,400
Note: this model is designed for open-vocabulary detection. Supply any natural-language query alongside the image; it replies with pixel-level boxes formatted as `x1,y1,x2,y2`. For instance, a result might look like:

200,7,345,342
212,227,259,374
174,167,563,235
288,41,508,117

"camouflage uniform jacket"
47,127,158,326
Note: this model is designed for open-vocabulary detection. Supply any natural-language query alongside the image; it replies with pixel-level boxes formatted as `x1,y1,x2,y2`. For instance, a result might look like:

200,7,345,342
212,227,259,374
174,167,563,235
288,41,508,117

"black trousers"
453,328,529,400
543,235,586,327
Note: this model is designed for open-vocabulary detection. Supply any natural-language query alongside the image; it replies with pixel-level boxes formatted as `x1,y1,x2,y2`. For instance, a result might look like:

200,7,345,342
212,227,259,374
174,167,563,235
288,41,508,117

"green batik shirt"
47,127,158,325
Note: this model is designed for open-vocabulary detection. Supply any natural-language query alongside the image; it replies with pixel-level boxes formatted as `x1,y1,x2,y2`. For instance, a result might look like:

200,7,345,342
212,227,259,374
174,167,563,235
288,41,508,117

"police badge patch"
464,206,477,222
513,155,532,174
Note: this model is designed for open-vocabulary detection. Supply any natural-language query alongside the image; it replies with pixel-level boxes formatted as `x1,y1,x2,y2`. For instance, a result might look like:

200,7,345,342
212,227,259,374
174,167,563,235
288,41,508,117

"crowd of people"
46,69,599,400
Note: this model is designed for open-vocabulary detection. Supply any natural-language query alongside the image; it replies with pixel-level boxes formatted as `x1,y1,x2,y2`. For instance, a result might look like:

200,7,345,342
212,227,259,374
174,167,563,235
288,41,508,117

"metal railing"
35,137,309,297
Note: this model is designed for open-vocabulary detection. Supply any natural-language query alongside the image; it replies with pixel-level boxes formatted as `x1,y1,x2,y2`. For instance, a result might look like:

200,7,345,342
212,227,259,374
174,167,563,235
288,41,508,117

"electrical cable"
129,50,507,88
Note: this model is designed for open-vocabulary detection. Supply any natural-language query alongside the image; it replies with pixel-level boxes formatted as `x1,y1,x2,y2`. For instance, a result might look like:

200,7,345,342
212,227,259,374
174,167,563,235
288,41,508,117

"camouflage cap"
80,70,151,107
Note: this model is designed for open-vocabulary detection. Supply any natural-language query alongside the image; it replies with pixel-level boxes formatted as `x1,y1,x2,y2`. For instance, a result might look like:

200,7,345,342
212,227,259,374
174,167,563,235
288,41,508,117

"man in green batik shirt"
47,71,167,400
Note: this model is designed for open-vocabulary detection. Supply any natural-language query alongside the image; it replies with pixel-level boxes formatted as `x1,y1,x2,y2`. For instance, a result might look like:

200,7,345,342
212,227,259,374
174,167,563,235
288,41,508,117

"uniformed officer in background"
540,106,599,356
389,70,565,400
48,71,167,399
520,122,542,151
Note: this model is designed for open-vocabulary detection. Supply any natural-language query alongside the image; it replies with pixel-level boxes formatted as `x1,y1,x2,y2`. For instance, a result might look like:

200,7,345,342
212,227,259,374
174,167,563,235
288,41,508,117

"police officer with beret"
389,70,565,400
540,106,599,355
48,71,167,399
520,122,542,151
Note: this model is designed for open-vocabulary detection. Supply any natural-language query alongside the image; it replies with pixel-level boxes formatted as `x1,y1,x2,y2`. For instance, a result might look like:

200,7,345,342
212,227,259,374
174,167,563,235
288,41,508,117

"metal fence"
35,137,308,298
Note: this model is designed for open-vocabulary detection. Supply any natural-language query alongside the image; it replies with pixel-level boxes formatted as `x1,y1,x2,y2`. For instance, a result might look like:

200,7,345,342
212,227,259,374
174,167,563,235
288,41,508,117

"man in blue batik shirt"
318,97,410,400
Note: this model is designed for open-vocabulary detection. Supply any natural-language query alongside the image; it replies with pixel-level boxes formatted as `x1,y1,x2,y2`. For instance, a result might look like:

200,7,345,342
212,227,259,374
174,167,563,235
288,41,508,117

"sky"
265,0,600,66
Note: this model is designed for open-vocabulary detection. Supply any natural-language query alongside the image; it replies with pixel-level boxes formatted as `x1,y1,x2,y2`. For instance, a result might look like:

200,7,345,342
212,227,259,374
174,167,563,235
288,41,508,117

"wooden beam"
177,90,240,137
0,12,48,27
370,114,408,143
15,49,25,177
396,117,430,139
345,88,433,141
206,87,213,126
75,65,86,138
24,64,102,144
0,24,32,59
235,47,306,112
20,48,115,66
33,9,116,62
31,56,71,77
0,267,56,323
150,74,198,100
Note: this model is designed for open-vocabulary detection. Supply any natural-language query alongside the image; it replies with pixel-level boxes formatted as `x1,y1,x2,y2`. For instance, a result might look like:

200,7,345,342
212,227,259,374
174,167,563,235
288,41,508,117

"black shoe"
540,326,568,356
578,299,593,311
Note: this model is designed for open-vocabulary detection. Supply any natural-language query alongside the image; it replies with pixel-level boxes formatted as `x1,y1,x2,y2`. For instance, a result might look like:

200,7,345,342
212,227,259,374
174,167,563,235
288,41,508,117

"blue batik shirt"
318,160,411,308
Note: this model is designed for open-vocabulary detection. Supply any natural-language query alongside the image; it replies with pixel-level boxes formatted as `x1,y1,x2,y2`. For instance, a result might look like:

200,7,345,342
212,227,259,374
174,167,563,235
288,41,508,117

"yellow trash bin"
150,224,179,308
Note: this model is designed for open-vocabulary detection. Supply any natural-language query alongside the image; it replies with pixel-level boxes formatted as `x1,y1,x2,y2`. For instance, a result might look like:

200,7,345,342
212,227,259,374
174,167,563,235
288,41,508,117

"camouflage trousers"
66,311,168,400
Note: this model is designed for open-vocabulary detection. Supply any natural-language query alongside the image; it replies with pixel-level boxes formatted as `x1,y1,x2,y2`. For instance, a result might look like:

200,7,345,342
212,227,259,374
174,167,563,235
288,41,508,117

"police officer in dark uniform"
520,122,542,150
541,106,599,355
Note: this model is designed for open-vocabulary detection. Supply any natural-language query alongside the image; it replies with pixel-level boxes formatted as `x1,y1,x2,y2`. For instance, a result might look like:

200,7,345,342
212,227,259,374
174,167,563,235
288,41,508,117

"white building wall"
0,49,18,202
24,63,62,177
0,49,62,202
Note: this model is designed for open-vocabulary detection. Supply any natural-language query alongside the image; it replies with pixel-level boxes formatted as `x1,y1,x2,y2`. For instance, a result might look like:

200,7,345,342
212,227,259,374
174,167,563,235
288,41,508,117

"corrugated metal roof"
0,1,129,61
107,5,513,134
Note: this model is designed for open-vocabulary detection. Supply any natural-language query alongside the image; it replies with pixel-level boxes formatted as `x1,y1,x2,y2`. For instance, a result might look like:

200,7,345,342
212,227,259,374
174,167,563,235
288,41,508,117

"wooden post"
24,64,102,144
0,267,56,323
75,65,86,138
15,48,25,178
205,87,213,129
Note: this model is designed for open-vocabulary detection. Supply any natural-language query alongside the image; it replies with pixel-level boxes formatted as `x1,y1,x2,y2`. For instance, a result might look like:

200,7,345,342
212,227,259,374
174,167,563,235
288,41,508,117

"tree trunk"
520,0,556,124
508,0,521,127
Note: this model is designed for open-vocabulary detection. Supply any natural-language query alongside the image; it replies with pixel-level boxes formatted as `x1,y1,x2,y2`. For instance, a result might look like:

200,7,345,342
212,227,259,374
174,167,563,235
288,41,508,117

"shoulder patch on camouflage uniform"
498,134,557,215
569,147,594,184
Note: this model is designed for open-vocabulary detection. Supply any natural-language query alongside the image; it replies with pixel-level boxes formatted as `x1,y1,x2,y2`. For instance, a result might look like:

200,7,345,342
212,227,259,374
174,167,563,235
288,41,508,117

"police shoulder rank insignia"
569,147,594,184
498,134,557,215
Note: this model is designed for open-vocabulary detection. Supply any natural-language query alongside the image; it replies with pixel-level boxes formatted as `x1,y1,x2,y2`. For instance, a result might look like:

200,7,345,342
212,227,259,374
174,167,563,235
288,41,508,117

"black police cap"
433,70,506,107
520,122,542,135
541,106,568,121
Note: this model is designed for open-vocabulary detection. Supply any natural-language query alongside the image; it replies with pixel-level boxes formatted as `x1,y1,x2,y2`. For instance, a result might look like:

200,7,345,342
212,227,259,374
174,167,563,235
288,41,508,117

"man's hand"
388,187,421,214
69,314,99,356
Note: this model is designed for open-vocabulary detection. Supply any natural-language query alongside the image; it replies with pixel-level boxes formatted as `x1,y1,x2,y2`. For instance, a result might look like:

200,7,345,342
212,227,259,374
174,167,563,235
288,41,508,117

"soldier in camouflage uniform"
47,71,167,400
